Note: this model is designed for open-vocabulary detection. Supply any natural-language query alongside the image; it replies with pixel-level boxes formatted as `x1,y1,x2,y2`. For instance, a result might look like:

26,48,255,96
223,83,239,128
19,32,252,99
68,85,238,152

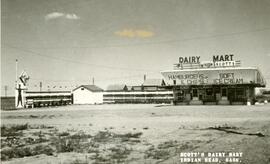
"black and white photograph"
1,0,270,163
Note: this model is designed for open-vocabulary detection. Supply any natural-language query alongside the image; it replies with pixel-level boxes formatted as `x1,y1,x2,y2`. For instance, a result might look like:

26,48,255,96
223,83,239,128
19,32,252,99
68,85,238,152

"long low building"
161,55,266,105
103,79,173,104
24,91,72,108
103,90,173,104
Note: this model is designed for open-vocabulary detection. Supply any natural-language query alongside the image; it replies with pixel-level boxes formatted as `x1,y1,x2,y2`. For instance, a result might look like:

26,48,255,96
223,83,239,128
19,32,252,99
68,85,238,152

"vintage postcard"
1,0,270,163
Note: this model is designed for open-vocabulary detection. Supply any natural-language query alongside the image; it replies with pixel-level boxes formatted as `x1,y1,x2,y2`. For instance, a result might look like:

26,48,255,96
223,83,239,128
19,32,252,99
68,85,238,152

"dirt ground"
1,104,270,164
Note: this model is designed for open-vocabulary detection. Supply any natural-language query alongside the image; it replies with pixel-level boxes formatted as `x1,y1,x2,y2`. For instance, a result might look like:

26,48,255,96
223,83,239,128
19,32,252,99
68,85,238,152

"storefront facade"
161,55,266,105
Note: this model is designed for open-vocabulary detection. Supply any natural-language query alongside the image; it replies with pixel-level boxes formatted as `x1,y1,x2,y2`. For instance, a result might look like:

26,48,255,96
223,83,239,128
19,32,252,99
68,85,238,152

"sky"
1,0,270,96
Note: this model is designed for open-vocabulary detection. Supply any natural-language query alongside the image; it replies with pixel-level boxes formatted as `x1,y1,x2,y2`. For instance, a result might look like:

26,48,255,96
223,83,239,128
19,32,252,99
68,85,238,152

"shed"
73,85,103,104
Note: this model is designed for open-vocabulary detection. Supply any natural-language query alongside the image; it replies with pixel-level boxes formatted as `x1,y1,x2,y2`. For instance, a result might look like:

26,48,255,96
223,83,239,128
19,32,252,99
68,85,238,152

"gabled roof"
127,86,133,90
143,79,165,86
106,84,128,91
73,85,103,92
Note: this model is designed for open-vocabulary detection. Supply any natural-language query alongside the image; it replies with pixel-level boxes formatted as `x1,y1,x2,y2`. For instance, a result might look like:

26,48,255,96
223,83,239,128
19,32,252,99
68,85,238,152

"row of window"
103,97,174,100
185,88,246,97
103,94,173,97
26,96,71,99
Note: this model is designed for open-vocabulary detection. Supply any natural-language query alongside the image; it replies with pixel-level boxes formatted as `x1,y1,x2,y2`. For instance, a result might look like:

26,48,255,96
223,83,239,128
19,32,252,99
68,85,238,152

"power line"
3,43,159,72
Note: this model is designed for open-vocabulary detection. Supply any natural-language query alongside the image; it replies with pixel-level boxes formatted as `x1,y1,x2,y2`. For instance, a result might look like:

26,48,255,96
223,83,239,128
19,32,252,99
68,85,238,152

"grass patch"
145,145,170,160
1,126,143,162
53,132,92,153
1,124,29,137
1,145,54,161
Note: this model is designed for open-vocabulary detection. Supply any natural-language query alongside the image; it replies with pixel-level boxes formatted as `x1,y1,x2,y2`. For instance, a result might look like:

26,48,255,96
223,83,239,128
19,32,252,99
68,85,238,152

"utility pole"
4,85,8,97
15,59,18,87
39,82,42,92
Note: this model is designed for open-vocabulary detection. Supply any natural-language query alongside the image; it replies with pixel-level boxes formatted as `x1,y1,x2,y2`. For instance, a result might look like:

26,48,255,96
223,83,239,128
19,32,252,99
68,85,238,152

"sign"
161,68,260,86
212,54,241,67
15,83,27,108
214,73,243,84
213,54,234,62
19,71,30,86
179,56,200,64
15,71,29,108
176,54,241,69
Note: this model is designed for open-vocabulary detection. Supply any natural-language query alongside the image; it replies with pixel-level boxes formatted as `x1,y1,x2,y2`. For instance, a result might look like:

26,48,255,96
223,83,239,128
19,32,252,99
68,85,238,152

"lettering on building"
168,73,208,85
179,56,200,64
212,54,234,62
168,72,245,85
214,73,243,84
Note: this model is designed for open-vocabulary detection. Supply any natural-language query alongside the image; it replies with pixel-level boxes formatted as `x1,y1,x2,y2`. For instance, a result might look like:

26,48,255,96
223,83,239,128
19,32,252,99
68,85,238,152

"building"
161,55,266,105
24,91,72,108
103,80,173,104
73,85,103,104
14,76,72,108
142,79,166,91
106,84,128,92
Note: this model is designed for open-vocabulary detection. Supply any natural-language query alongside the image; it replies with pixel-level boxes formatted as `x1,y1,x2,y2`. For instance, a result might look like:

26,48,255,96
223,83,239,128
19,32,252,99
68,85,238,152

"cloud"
115,29,154,38
45,12,65,20
45,12,80,20
65,14,80,20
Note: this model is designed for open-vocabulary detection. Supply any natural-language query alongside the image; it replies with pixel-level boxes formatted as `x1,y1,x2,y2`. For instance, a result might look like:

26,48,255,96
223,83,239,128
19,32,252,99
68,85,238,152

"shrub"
1,124,28,137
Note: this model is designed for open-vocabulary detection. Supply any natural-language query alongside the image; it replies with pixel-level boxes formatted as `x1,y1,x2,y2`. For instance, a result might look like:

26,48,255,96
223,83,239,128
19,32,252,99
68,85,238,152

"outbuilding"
73,85,103,104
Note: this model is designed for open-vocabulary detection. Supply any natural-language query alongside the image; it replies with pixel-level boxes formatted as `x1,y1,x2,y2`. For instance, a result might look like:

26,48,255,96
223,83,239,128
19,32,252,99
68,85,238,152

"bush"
1,124,28,137
0,145,54,161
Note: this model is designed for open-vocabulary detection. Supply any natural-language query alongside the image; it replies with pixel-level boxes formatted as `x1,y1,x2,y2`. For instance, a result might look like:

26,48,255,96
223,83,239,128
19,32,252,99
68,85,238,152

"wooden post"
4,85,8,97
39,82,42,92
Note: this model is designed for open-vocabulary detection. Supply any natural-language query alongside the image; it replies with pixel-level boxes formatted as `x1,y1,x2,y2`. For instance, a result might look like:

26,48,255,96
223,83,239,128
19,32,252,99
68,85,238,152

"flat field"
1,104,270,164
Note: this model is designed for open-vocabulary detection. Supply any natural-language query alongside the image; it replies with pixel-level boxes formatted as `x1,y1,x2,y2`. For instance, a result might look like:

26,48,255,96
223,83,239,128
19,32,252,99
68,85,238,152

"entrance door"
198,89,205,100
221,88,227,97
228,88,235,101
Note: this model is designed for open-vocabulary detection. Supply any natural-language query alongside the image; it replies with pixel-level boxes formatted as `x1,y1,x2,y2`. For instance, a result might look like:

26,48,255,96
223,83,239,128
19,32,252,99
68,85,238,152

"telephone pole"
39,82,42,91
15,59,18,87
4,85,8,97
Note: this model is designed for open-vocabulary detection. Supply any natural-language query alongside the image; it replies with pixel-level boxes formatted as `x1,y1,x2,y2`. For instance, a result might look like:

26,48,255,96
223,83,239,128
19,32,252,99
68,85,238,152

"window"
221,88,227,97
206,88,213,96
81,88,84,91
236,88,245,97
193,89,198,97
173,80,176,85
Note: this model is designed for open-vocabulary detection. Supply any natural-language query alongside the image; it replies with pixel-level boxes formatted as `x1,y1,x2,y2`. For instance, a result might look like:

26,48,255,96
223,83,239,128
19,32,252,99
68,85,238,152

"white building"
73,85,103,104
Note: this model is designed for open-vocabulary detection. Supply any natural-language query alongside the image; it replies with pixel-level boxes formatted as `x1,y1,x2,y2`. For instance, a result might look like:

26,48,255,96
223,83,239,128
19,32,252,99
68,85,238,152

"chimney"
144,74,146,82
92,77,95,85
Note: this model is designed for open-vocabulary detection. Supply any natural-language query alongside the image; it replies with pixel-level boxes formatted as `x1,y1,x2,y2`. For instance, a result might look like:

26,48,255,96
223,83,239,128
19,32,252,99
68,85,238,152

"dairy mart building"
161,55,266,105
